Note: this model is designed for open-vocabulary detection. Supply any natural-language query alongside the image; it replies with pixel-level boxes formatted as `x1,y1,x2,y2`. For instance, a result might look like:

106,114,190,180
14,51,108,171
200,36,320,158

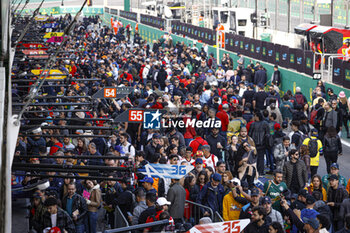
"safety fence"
104,219,169,233
119,10,137,22
185,200,223,225
171,21,216,46
140,14,166,30
107,13,350,105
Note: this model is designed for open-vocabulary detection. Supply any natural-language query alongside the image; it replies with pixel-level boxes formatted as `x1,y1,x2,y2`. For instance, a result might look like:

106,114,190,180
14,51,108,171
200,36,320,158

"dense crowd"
11,14,350,233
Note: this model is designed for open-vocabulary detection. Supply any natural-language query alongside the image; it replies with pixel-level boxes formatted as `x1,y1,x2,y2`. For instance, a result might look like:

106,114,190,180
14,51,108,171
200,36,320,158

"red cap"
184,100,191,106
122,58,127,61
162,61,166,65
274,123,281,131
194,73,199,77
222,95,227,100
49,227,62,233
232,99,239,104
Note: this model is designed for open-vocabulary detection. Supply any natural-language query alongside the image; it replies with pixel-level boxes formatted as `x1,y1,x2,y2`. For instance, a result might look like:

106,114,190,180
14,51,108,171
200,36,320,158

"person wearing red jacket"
189,128,208,154
216,104,229,133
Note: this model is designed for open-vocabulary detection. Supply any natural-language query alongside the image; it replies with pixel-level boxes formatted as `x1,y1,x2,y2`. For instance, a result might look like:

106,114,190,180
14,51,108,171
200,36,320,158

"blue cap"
195,158,203,164
113,145,125,154
303,217,319,230
212,173,222,182
140,176,154,184
257,84,264,88
251,188,260,196
261,196,271,204
330,163,339,169
311,128,318,136
207,69,213,73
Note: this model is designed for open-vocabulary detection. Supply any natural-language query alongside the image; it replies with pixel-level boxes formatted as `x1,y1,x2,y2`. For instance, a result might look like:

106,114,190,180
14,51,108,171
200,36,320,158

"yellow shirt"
302,136,323,167
222,191,244,221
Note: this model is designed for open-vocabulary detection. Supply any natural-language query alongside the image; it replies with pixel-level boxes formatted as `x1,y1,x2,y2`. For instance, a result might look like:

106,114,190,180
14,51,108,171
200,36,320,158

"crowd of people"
11,13,350,233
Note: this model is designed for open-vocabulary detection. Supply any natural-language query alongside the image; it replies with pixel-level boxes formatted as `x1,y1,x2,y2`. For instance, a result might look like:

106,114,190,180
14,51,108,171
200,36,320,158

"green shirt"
263,180,288,212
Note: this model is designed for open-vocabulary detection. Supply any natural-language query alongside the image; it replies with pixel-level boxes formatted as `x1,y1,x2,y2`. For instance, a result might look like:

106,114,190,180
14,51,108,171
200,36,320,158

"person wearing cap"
27,127,46,155
301,128,323,177
197,173,224,217
241,206,270,233
191,158,204,177
42,197,76,233
144,197,172,231
327,174,348,231
261,196,284,227
222,178,245,221
140,176,157,196
322,163,347,191
167,178,186,224
237,188,262,220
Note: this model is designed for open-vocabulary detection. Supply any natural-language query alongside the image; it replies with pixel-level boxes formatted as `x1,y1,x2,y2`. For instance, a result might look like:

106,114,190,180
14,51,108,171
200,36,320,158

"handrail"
104,219,169,233
185,200,214,218
327,54,347,83
114,205,129,230
214,211,224,222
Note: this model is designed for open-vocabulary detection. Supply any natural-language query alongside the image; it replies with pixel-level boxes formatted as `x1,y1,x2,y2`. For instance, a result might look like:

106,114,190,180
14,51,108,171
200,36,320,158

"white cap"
156,197,171,206
32,127,42,134
230,177,241,186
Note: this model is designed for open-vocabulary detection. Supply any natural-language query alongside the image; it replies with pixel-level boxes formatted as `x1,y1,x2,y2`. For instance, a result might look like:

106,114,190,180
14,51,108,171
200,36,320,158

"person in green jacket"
321,163,347,191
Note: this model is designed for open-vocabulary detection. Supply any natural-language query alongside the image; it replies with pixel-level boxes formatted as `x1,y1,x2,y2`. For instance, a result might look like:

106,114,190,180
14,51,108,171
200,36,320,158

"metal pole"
330,0,334,26
287,0,291,33
254,0,257,39
299,0,303,24
274,0,278,30
346,0,350,29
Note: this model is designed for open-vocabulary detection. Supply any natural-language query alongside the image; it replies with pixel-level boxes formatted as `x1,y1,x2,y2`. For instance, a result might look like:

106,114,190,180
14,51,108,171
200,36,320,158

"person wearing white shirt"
120,132,135,159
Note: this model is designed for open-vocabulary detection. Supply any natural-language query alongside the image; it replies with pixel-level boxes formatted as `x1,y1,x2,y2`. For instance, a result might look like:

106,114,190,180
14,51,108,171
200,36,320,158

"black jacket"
41,207,76,233
323,135,342,154
271,70,281,86
249,121,270,149
327,186,348,221
243,219,271,233
61,193,88,225
206,133,227,160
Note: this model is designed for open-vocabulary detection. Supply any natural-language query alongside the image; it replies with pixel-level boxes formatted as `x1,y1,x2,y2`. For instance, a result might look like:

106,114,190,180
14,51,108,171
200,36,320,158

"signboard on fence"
22,50,49,59
31,69,66,80
189,219,250,233
138,164,193,180
43,32,64,39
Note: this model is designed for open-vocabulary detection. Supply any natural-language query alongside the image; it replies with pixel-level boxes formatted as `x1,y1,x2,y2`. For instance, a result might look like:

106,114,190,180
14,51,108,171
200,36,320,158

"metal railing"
313,52,346,83
104,219,169,233
185,200,214,225
214,211,224,222
114,205,130,231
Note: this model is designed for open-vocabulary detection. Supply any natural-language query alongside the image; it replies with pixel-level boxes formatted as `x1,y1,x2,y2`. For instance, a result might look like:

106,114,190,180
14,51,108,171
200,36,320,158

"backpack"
308,138,318,158
295,131,308,149
310,107,320,125
295,94,305,106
